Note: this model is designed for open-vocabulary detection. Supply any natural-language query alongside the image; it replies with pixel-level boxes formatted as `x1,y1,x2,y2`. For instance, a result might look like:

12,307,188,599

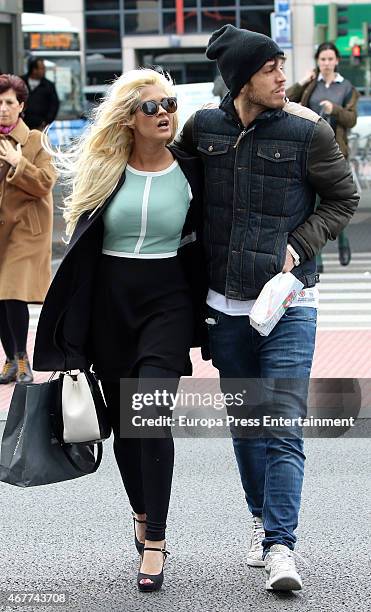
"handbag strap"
60,441,103,474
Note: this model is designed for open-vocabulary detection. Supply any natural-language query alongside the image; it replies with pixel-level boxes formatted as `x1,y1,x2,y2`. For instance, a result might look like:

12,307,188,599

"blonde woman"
33,69,206,592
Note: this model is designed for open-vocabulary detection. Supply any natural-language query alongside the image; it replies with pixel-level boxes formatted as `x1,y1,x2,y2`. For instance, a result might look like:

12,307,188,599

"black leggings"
0,300,29,359
102,364,180,542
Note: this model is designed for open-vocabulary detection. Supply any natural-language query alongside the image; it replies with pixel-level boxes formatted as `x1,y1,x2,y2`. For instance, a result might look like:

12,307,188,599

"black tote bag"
0,379,102,488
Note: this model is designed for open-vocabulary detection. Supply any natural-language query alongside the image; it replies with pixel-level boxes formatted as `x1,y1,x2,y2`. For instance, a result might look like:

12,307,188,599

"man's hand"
282,248,295,273
0,140,22,167
319,100,333,115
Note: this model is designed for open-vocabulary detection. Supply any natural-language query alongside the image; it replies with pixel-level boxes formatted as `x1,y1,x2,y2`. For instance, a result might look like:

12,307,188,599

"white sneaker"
265,544,303,591
246,516,265,567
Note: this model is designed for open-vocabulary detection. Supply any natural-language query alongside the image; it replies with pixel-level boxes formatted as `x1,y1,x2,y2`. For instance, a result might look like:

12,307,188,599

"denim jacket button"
208,145,214,152
274,152,281,159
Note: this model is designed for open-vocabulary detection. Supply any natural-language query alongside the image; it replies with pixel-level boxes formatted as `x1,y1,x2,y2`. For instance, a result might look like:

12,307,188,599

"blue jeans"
207,306,317,553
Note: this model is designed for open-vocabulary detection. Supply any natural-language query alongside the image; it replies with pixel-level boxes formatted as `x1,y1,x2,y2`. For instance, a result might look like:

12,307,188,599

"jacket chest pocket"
197,140,232,168
197,140,232,203
256,145,297,179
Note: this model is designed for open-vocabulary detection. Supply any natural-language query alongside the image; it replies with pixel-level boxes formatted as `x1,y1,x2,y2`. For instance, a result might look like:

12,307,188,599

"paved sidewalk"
1,330,371,416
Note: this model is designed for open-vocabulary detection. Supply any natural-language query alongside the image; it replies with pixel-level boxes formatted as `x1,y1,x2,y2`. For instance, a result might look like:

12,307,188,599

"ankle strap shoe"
137,546,170,592
132,512,146,555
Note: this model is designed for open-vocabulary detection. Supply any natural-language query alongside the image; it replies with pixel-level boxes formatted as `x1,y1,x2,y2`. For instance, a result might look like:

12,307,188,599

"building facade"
0,0,23,74
32,1,371,89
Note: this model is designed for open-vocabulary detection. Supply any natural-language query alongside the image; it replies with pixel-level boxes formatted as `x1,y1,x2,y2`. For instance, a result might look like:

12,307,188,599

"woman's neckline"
126,159,178,176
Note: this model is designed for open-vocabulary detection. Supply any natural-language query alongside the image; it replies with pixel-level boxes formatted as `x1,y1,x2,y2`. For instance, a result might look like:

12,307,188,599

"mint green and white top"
102,160,192,259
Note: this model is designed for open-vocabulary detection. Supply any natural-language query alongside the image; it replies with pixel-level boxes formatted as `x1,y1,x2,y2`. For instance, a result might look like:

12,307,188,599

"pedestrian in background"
33,68,205,592
0,74,56,384
177,25,358,592
287,41,359,271
21,57,59,130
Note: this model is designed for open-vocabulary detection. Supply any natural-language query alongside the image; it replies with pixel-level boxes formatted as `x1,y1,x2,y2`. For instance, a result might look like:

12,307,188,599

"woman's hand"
0,140,22,167
299,69,317,87
319,100,334,115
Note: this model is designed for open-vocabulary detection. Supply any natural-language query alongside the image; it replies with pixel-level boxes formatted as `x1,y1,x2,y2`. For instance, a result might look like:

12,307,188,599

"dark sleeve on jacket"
288,118,359,261
174,113,199,156
285,82,306,103
45,81,60,125
331,87,359,129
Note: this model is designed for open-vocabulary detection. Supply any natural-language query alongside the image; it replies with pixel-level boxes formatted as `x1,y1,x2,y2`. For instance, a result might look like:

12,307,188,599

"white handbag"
60,370,111,444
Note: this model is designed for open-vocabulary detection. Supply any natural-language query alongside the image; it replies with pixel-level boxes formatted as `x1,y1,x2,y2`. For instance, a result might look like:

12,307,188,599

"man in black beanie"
174,24,358,592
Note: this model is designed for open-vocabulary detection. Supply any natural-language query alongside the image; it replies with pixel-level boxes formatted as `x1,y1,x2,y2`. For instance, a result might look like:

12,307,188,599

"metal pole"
365,56,371,96
176,0,184,35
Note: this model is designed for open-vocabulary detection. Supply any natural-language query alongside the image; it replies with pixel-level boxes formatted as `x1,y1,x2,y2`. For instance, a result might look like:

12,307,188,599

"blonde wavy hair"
45,69,178,237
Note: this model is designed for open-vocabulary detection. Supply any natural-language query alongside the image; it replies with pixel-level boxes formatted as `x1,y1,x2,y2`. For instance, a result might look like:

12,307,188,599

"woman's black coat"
33,145,208,373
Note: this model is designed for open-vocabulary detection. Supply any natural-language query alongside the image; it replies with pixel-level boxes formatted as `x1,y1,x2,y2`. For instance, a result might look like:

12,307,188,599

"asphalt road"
0,422,369,612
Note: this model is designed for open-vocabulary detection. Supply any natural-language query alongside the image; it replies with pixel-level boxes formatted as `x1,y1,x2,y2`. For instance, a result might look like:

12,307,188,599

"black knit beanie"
206,24,284,99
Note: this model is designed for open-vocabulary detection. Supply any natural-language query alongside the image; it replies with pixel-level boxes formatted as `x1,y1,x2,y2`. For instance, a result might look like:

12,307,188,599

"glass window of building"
85,1,119,9
84,0,276,87
240,10,272,36
86,14,121,49
183,10,198,33
201,10,236,31
124,1,159,10
240,0,274,4
23,0,44,11
124,12,160,35
86,51,123,86
162,0,198,6
163,12,177,34
200,0,239,6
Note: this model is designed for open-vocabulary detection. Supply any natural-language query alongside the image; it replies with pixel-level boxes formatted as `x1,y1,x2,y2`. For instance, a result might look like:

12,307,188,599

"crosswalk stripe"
318,253,371,329
27,254,371,331
319,283,371,289
322,252,371,258
320,294,371,300
319,303,370,310
323,260,371,265
320,273,371,280
318,315,371,323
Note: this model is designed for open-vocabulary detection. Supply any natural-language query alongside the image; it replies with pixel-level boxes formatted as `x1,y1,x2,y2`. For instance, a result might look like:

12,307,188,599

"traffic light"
362,22,371,56
350,44,361,66
328,3,349,41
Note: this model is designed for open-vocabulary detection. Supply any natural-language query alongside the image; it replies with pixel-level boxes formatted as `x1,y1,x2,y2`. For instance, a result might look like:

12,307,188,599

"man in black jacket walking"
176,25,359,592
21,57,59,130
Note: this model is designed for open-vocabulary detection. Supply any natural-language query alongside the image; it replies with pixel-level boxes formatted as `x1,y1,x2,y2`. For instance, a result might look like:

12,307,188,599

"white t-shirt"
207,286,319,316
28,78,40,91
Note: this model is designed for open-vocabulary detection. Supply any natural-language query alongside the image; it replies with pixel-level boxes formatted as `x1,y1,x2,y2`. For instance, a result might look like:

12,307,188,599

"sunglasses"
134,97,178,116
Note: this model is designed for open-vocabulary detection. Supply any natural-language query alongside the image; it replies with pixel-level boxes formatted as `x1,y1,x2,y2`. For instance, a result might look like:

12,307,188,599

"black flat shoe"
339,244,351,266
132,512,146,555
137,546,170,592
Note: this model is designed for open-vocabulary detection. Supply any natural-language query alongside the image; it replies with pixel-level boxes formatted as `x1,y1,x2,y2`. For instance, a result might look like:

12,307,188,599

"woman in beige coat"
0,74,56,383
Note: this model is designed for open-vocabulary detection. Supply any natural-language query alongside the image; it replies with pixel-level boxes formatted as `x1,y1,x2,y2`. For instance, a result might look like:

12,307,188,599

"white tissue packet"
249,272,304,336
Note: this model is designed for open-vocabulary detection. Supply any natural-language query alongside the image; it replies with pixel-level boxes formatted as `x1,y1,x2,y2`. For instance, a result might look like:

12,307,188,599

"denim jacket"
176,95,359,299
